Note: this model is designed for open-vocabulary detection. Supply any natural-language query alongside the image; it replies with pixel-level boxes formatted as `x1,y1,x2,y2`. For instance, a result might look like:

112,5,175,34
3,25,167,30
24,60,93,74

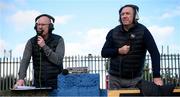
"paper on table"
14,86,36,90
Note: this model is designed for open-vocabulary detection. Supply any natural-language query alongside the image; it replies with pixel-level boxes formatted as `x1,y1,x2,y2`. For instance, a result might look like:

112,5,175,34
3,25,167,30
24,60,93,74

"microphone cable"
36,30,43,88
39,47,42,88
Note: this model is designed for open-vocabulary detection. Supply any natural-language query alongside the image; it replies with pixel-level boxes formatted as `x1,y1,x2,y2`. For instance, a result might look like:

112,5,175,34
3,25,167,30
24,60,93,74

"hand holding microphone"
37,36,45,48
37,30,45,48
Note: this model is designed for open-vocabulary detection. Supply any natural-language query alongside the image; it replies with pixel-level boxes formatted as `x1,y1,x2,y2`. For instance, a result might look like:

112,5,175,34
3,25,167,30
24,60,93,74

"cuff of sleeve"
153,72,161,78
18,73,25,80
115,48,119,55
18,76,25,80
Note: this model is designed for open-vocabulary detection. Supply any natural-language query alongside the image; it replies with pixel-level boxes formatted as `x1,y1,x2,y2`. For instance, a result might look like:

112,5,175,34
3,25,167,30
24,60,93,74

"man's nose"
122,14,128,18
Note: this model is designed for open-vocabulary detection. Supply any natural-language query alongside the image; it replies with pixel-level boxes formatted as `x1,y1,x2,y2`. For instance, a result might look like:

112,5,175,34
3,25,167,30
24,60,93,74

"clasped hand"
118,45,130,55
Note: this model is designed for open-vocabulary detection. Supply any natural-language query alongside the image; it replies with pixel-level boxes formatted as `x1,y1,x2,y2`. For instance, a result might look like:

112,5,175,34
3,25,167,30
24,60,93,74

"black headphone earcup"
34,24,37,30
49,23,54,31
135,10,139,20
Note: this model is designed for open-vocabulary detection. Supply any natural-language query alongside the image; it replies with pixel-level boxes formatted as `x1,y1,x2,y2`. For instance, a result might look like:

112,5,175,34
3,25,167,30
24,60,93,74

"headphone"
34,14,55,32
119,4,139,24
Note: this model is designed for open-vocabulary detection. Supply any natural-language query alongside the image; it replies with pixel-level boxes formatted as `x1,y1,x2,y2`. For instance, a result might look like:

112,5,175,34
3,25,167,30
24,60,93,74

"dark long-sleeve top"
101,24,160,78
18,35,65,80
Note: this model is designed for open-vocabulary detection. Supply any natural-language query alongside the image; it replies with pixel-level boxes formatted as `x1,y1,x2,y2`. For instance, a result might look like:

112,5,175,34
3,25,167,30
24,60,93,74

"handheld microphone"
36,30,43,50
36,30,43,36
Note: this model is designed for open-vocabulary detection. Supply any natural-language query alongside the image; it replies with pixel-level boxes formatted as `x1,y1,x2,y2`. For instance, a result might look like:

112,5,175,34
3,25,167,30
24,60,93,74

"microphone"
36,30,43,50
36,30,43,36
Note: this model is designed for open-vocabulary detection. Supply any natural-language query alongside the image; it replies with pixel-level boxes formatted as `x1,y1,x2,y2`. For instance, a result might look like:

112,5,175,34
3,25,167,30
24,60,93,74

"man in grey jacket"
15,14,65,89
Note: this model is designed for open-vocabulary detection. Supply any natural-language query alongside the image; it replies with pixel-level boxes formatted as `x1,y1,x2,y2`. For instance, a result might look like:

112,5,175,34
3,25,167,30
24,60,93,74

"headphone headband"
35,14,55,23
119,4,139,13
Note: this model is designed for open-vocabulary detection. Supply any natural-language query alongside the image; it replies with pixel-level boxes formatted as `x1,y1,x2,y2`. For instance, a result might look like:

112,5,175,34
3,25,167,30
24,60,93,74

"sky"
0,0,180,58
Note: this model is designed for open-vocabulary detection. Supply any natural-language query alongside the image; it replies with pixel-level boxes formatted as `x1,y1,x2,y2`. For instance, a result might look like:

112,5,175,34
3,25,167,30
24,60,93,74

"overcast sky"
0,0,180,57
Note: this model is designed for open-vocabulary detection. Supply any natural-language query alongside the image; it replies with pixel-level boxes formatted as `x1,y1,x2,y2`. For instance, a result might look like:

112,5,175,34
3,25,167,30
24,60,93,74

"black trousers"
137,80,175,96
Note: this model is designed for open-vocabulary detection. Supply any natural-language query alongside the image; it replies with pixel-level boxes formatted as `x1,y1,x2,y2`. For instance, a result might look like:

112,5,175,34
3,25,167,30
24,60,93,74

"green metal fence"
0,54,180,91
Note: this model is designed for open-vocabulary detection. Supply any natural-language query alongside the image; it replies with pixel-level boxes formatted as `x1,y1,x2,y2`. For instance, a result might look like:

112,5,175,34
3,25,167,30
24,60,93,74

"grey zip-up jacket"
18,33,65,88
